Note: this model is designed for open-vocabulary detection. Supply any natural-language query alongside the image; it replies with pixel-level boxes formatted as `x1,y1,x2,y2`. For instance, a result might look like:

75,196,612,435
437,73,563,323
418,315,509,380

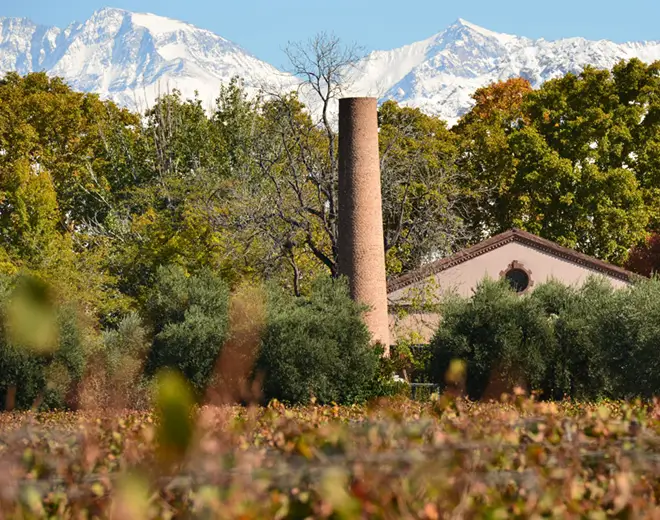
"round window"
505,268,530,293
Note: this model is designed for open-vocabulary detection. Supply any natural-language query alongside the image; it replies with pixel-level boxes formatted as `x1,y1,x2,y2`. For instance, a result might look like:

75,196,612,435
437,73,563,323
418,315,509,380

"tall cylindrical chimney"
338,97,390,351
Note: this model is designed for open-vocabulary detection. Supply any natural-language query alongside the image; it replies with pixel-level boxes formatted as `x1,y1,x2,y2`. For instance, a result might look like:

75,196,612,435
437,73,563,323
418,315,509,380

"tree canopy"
456,61,660,264
2,53,660,327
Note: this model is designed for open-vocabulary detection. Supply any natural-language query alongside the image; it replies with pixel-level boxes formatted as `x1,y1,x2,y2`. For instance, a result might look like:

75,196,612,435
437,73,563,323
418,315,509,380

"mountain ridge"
0,7,294,111
346,18,660,123
2,9,660,123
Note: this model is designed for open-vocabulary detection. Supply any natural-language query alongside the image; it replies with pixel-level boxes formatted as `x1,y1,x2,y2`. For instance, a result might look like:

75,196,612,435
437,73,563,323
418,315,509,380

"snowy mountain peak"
87,7,223,40
348,20,660,124
88,6,126,20
447,18,509,38
0,7,293,111
91,7,126,17
1,10,660,125
131,12,203,36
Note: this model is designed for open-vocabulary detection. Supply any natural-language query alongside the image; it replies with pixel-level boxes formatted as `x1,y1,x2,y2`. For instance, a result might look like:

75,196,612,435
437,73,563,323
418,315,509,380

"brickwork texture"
338,97,391,350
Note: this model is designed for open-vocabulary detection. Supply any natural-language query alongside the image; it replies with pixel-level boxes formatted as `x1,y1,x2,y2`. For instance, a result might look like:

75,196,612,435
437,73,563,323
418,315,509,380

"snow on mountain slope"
1,10,660,124
347,19,660,124
0,7,294,111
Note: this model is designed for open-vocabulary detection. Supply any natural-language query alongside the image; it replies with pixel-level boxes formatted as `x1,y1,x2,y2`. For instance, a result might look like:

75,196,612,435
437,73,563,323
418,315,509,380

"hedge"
430,277,660,400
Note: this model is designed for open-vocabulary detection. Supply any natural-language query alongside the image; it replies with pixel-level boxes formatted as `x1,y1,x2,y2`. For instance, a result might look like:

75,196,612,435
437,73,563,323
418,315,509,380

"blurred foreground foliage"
2,397,660,517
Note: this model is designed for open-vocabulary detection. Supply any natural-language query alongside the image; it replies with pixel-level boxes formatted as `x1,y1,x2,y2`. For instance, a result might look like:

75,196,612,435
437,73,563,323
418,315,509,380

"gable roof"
387,228,640,294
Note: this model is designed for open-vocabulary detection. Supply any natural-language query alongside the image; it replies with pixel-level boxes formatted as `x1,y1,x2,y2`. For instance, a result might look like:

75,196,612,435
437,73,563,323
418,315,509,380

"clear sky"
4,0,660,66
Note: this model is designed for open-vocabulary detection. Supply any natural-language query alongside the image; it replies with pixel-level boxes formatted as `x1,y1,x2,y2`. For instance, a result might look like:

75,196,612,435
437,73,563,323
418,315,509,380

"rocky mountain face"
2,10,660,123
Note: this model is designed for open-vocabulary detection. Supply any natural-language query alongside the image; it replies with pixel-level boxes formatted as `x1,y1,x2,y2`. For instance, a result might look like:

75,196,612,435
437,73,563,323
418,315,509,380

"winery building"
387,228,639,343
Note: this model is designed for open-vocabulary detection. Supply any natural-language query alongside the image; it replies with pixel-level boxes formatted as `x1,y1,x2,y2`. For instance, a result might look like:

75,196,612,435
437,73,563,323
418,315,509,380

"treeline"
2,38,660,406
3,58,660,304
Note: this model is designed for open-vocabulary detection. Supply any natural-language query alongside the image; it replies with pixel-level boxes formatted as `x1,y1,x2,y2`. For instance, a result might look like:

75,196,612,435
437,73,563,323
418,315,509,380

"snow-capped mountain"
349,18,660,124
0,7,294,111
2,10,660,124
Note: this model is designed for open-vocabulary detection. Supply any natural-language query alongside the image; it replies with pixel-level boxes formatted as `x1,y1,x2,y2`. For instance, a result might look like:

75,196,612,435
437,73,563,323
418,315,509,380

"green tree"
456,64,655,264
455,78,532,237
0,72,141,231
378,100,471,275
256,276,379,404
144,265,231,395
0,72,143,321
0,157,64,270
105,89,247,299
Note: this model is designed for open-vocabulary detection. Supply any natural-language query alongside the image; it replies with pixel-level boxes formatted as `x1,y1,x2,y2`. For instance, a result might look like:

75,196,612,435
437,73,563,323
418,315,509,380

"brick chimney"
338,97,390,352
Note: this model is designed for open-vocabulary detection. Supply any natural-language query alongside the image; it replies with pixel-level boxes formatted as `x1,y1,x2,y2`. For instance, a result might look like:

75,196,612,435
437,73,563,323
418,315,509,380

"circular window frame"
499,260,534,294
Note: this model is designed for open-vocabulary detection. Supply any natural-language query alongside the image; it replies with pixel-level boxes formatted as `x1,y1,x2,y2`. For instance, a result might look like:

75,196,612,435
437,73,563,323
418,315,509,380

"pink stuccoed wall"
388,241,630,343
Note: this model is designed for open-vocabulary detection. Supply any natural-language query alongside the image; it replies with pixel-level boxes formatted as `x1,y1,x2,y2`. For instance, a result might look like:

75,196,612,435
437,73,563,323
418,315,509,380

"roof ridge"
386,228,640,294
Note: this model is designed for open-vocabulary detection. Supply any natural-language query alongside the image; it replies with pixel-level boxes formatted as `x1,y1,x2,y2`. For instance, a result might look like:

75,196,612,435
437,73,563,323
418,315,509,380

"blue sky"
4,0,660,66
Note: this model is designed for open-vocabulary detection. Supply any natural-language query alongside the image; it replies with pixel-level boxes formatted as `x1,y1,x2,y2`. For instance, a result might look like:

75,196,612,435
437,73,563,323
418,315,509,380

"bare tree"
224,33,365,291
225,35,477,292
286,32,363,153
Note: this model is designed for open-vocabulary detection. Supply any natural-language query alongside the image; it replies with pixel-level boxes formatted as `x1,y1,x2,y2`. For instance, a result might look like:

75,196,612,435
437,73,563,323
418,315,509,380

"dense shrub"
83,312,151,409
103,312,149,376
430,279,552,399
529,279,614,399
144,266,230,396
429,276,660,400
143,272,389,405
598,279,660,398
255,277,380,404
0,274,88,410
